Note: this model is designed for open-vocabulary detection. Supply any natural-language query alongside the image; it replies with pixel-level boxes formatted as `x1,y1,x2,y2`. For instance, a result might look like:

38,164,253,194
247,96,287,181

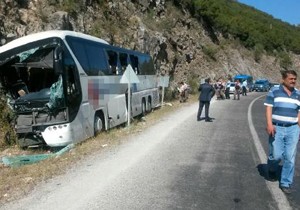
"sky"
237,0,300,26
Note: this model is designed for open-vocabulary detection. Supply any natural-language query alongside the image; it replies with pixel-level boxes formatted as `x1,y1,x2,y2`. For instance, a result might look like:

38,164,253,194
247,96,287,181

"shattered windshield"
0,41,62,111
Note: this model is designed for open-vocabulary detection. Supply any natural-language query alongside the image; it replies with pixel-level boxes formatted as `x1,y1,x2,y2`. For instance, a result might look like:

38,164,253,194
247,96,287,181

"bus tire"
146,97,152,113
94,113,104,136
141,99,146,116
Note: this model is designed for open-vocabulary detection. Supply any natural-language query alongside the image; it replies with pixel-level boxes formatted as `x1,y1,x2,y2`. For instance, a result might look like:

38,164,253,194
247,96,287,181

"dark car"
253,80,270,92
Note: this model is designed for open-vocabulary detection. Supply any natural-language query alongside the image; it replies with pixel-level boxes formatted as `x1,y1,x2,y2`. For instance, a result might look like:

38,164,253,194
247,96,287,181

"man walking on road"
264,70,300,194
234,80,241,100
197,78,215,122
242,79,247,96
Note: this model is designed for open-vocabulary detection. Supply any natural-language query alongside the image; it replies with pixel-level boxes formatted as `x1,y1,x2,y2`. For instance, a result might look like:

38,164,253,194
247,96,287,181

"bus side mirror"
54,46,63,74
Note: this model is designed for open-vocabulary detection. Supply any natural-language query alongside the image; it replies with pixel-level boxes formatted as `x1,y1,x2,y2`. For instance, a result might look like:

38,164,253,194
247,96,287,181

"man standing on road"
264,70,300,194
197,78,215,122
234,80,241,100
242,79,247,96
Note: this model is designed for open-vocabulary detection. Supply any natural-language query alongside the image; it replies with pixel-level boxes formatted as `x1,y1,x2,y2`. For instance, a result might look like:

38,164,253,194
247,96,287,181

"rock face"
0,0,299,91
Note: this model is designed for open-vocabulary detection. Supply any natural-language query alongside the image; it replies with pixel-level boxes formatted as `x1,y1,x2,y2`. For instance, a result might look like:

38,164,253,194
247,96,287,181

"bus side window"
130,55,139,74
66,38,109,76
119,53,128,74
139,54,155,75
86,44,108,75
106,50,118,75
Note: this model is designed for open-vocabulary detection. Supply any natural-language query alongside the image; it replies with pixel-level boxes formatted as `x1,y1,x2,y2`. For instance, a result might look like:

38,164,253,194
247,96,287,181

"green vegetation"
253,43,264,63
278,51,293,70
175,0,300,55
163,87,179,102
59,0,83,16
187,74,200,94
0,91,16,147
57,0,106,16
202,45,218,61
46,0,300,56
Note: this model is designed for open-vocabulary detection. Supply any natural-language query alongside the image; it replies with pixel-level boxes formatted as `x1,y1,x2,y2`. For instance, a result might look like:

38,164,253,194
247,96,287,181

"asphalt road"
2,92,300,210
252,93,300,210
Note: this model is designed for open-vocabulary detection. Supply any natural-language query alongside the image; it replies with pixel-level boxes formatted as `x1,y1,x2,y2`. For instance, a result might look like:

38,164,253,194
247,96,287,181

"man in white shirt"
242,80,247,96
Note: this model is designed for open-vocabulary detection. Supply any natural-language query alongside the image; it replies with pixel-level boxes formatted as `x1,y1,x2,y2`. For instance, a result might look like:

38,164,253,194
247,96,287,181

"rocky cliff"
1,0,300,90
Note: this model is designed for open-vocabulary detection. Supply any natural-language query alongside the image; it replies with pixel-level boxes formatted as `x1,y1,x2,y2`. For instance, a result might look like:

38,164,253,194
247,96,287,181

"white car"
270,82,280,89
228,82,242,94
228,82,236,94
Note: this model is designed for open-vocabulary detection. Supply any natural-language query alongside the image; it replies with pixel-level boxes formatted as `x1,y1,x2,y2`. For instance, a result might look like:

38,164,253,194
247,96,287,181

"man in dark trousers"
197,78,215,122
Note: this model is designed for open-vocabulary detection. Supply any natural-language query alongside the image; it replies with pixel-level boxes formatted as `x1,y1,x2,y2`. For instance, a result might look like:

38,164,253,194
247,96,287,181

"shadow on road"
257,163,282,183
197,117,216,121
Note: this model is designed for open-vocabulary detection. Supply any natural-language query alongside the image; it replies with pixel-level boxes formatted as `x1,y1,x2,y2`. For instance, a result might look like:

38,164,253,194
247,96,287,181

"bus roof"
234,74,252,79
0,30,109,54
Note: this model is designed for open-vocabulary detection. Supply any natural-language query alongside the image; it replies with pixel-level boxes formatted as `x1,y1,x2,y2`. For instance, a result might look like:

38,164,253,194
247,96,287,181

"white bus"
0,30,160,147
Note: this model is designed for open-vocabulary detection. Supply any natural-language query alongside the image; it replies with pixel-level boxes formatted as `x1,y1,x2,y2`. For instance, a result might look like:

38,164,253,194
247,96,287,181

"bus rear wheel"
146,97,152,113
94,114,104,136
141,99,146,116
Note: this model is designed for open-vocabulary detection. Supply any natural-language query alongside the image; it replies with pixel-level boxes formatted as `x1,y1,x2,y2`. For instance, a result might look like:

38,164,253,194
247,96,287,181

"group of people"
212,79,248,100
178,77,249,104
196,70,300,194
214,80,226,100
196,77,249,122
232,79,248,100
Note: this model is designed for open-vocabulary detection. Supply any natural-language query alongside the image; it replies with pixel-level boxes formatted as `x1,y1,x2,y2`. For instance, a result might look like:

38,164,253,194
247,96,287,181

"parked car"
253,80,270,92
269,82,280,89
229,82,235,94
247,83,254,92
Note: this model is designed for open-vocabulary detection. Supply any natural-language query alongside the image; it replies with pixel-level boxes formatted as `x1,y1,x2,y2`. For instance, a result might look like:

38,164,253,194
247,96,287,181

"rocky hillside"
1,0,300,89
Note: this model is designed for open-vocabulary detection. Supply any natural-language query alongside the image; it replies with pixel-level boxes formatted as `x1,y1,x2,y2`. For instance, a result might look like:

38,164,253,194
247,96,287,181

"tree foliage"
174,0,300,55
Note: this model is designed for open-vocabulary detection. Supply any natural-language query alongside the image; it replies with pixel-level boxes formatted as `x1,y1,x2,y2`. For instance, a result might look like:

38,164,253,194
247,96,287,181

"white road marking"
248,95,292,210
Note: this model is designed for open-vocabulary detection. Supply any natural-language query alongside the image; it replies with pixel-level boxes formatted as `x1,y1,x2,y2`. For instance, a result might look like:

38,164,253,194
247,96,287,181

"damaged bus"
0,30,160,147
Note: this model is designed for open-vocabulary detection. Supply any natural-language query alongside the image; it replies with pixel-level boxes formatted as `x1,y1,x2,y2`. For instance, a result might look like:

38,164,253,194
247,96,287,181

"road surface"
2,92,300,210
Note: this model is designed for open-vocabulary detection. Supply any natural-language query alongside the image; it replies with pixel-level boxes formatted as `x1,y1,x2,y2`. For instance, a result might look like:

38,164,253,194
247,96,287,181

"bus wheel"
94,114,104,136
146,98,152,113
141,99,146,116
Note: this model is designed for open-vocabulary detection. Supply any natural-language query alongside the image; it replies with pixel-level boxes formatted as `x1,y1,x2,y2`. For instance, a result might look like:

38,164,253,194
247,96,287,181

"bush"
161,87,178,102
254,44,264,63
187,76,200,95
59,0,82,16
202,45,217,61
278,52,292,70
0,94,17,147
